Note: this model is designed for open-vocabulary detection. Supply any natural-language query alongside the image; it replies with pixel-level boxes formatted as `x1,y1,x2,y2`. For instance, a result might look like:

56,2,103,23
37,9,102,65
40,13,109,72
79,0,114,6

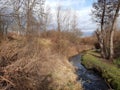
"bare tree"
56,5,62,33
92,0,120,60
10,0,25,35
0,0,11,38
92,0,109,58
37,5,51,37
0,0,46,39
62,9,72,31
24,0,36,36
56,6,71,35
43,6,51,36
21,0,45,37
109,0,120,60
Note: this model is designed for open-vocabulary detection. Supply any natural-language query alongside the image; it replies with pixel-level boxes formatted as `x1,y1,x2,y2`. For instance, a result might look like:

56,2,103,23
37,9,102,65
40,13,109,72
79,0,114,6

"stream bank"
81,51,120,90
70,55,110,90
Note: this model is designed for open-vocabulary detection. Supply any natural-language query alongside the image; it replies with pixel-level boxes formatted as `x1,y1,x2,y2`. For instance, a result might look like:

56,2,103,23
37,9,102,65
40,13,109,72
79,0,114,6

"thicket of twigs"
0,33,84,90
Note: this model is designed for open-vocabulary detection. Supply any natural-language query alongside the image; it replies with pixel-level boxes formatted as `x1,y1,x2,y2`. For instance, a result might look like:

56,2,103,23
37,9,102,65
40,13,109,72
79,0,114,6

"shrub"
0,37,83,90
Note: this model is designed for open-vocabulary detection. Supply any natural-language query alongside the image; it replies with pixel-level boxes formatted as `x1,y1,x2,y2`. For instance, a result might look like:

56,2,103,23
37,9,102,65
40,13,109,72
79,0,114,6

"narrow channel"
69,55,110,90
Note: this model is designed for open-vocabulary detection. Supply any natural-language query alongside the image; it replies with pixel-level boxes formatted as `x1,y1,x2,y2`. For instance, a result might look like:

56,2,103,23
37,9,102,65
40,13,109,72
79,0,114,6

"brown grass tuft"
0,37,83,90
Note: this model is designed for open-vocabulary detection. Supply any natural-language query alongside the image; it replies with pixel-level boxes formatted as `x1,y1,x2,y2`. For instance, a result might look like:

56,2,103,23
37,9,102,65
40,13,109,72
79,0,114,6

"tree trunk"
109,30,114,60
109,0,120,60
100,0,107,59
100,42,106,58
95,31,106,58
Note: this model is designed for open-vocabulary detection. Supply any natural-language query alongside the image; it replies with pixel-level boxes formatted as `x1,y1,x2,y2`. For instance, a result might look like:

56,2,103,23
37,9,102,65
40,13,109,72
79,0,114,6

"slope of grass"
82,51,120,90
0,37,83,90
114,57,120,67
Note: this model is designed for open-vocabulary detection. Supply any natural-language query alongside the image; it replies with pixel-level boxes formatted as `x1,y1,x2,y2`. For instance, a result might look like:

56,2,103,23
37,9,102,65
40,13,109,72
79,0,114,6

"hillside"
0,36,83,90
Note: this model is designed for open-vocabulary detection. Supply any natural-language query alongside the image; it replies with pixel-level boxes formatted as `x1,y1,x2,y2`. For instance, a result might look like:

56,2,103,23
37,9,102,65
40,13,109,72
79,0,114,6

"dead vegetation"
0,36,82,90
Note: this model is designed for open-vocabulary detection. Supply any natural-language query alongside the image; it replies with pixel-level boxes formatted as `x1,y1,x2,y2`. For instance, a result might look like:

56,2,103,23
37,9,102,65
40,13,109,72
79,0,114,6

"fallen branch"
0,76,15,86
105,79,113,90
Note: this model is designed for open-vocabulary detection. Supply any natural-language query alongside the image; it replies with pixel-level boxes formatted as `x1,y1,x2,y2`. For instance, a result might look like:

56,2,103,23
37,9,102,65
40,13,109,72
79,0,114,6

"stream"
70,55,110,90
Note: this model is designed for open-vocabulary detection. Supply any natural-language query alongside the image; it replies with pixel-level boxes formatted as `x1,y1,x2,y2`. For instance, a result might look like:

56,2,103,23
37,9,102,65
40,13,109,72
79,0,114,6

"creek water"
70,55,110,90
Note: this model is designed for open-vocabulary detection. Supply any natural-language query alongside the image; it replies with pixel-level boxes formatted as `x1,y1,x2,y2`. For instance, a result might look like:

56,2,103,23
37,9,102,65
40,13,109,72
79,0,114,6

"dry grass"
0,36,82,90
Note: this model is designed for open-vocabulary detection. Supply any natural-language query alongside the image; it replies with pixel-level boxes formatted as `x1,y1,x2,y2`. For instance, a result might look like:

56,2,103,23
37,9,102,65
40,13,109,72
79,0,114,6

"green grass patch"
114,58,120,67
81,52,120,90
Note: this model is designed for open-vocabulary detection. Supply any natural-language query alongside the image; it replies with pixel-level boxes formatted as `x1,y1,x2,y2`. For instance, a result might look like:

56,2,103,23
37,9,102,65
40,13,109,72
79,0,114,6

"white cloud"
45,0,86,9
77,7,97,32
45,0,97,34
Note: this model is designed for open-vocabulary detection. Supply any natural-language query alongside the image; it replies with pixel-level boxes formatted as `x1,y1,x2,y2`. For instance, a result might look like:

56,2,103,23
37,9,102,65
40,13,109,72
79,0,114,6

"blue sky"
46,0,97,36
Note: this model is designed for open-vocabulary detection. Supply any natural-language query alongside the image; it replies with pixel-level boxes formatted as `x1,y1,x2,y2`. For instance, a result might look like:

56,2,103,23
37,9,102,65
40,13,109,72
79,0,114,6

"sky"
45,0,97,36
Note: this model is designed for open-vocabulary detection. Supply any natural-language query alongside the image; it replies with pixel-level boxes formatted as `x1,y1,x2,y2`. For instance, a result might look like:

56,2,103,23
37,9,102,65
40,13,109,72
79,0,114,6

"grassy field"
81,51,120,90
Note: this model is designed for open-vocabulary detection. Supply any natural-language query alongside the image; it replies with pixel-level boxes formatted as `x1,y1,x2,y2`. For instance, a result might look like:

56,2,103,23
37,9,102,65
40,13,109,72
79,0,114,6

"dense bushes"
0,37,82,90
40,30,83,56
0,28,96,90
